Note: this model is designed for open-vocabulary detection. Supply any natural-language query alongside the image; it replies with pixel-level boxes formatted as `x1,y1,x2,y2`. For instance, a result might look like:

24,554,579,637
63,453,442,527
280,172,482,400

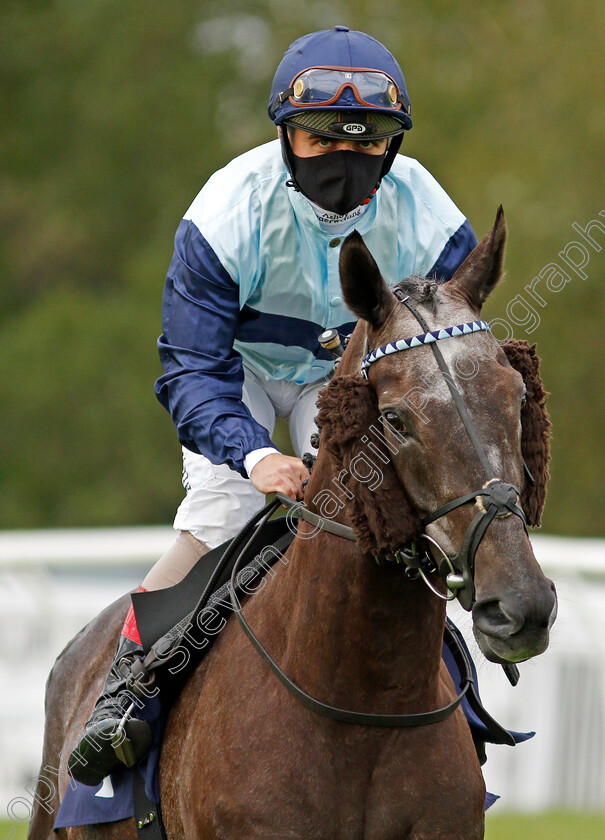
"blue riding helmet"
269,26,412,132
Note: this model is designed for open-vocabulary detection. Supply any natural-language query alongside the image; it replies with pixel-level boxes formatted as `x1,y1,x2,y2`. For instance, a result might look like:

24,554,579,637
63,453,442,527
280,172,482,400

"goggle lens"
291,69,401,110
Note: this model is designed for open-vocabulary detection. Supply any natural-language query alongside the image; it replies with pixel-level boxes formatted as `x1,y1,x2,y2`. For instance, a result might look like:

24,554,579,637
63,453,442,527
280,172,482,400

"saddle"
132,514,294,667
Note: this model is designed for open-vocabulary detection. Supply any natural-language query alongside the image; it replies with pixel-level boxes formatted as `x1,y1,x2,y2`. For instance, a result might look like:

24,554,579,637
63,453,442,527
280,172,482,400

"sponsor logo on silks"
313,205,365,225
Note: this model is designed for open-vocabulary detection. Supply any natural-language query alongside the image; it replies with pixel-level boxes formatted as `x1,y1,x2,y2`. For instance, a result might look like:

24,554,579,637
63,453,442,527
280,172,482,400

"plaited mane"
315,375,422,557
501,339,551,526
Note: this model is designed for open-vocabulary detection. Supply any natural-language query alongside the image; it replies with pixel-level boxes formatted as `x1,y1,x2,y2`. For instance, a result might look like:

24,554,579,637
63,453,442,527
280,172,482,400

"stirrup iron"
111,701,138,767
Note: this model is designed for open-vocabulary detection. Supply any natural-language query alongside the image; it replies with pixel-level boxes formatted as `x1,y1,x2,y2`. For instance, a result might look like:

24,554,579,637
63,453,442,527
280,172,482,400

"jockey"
68,26,478,785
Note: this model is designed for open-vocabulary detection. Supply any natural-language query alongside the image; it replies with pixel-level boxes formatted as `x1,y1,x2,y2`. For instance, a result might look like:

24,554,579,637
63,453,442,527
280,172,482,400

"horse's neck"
271,458,446,711
275,528,445,711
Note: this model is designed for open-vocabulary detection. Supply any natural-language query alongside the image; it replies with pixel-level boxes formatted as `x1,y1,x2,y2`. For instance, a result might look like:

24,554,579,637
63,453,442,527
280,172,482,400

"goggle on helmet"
269,27,413,134
270,66,411,137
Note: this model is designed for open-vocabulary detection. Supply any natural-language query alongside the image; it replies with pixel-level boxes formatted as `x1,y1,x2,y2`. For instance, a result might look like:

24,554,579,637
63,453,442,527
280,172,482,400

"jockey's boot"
67,635,155,787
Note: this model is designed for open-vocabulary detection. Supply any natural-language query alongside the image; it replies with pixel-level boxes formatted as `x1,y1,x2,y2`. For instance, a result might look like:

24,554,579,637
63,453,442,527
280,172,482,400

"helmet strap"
279,124,300,186
380,132,403,178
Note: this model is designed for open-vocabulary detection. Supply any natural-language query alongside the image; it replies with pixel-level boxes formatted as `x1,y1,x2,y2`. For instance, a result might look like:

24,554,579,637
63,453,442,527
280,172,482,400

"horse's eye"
382,410,408,434
521,390,527,408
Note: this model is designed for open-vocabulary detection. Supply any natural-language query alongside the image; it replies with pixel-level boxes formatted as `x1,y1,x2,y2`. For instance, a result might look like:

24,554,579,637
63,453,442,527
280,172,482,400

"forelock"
395,275,439,313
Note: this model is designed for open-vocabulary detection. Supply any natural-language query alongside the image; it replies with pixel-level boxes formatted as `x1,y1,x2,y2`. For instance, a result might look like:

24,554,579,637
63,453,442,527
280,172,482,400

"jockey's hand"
249,453,310,501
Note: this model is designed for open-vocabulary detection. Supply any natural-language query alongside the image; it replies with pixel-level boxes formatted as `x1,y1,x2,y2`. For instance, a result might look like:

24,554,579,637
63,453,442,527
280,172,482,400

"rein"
228,509,473,728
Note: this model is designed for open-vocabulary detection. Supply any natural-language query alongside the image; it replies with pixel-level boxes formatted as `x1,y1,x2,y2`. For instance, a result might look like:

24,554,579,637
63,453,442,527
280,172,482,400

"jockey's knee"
142,531,210,591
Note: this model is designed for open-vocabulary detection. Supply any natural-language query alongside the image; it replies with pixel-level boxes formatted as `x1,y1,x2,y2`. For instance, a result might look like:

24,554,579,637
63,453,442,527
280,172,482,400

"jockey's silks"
155,140,477,475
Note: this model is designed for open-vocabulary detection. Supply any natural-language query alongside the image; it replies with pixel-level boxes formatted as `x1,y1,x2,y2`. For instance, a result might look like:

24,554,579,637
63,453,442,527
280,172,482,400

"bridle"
361,289,530,611
289,290,531,611
282,290,532,611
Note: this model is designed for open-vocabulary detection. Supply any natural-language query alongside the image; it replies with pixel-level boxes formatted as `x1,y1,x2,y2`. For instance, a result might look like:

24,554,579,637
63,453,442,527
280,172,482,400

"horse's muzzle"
472,577,558,663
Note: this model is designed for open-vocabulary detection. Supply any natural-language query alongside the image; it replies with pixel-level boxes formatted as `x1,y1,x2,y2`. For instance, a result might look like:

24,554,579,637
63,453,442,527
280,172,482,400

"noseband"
361,289,529,612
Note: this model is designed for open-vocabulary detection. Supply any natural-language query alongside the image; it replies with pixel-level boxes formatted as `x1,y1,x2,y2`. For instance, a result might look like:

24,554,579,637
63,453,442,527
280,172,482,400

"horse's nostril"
533,579,558,628
472,599,524,638
546,581,558,629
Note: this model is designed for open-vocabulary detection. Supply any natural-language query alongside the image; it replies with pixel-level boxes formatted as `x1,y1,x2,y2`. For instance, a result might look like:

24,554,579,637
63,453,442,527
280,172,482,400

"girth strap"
133,771,167,840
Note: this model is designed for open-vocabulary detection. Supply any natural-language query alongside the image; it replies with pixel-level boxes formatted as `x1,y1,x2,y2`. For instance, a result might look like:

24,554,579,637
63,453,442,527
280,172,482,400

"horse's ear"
339,231,392,328
448,206,507,312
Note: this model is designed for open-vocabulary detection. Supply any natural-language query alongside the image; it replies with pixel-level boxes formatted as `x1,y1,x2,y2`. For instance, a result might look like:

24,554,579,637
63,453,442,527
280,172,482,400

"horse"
29,208,556,840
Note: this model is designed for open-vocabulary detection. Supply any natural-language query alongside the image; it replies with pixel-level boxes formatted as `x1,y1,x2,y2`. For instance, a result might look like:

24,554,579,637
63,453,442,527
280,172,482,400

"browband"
361,320,489,371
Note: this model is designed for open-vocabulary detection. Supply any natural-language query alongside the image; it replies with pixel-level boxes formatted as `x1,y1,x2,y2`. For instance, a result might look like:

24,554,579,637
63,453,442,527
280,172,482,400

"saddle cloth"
55,517,529,829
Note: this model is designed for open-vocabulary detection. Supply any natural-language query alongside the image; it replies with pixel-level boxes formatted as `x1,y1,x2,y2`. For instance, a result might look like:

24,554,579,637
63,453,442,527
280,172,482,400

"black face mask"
290,149,385,216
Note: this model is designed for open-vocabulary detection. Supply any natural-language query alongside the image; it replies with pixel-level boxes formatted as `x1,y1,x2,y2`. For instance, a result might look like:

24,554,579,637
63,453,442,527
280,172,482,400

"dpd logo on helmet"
343,124,367,134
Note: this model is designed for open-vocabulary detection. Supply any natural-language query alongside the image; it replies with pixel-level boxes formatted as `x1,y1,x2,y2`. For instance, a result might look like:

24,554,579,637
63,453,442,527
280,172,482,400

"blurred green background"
2,0,604,536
